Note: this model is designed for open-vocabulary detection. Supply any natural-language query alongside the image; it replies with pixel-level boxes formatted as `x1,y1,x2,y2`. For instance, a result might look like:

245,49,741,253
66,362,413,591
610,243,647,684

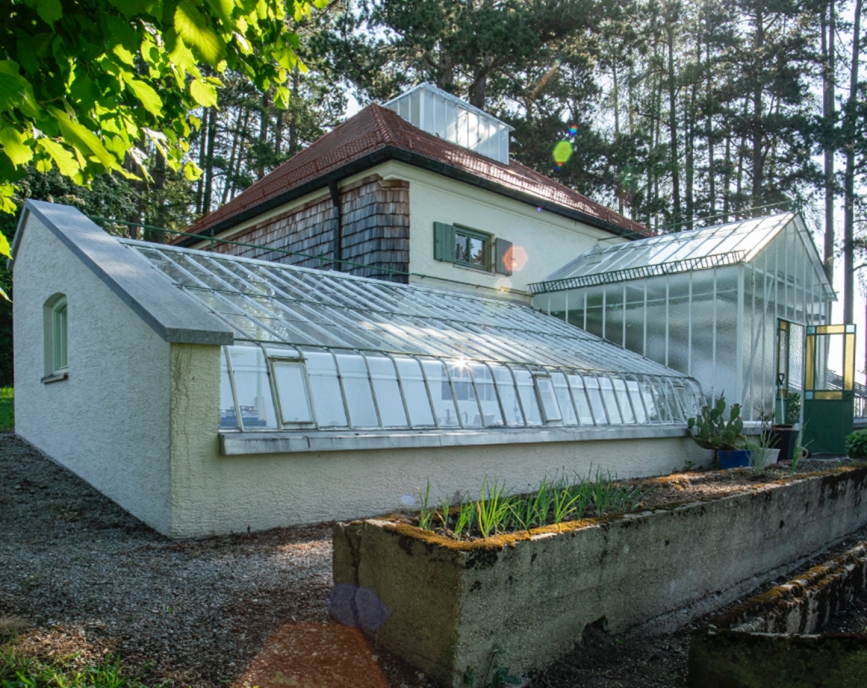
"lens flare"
568,124,578,136
328,584,391,631
553,140,573,166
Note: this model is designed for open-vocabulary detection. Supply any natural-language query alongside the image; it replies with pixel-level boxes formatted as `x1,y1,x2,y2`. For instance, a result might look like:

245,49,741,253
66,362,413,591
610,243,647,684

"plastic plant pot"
718,449,751,469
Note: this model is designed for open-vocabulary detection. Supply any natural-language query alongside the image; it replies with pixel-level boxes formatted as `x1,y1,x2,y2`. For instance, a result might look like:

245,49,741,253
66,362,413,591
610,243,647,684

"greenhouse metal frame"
122,239,706,435
530,214,835,421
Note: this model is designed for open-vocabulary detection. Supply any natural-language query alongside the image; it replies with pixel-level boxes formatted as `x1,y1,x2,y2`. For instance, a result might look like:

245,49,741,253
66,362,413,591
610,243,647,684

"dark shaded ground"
1,431,863,688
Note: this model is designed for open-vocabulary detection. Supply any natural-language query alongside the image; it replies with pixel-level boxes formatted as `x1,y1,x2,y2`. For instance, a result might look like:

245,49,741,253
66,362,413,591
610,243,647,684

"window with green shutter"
434,222,505,273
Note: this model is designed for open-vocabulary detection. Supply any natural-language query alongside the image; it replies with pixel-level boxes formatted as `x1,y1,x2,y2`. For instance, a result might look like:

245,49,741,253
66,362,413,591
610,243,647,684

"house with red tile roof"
179,83,650,301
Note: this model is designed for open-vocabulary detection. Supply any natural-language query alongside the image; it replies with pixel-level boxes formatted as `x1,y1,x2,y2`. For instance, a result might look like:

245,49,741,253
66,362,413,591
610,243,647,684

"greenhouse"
13,200,715,537
123,240,705,435
530,213,835,422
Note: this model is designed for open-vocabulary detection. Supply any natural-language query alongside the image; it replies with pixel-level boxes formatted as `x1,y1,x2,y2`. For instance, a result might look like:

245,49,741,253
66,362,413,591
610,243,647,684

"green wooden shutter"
433,222,456,262
495,238,513,276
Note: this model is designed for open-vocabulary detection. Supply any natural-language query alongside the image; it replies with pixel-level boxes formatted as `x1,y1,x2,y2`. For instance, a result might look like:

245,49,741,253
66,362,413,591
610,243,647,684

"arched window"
43,294,68,381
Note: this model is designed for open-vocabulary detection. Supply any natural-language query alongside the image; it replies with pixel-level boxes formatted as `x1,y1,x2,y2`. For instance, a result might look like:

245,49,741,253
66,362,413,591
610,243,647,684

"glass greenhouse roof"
122,239,704,433
531,213,799,294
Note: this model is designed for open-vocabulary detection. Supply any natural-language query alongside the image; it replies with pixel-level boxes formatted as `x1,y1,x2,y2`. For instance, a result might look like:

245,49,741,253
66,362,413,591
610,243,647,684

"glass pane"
448,362,483,427
624,285,645,356
583,376,609,424
304,350,347,427
640,378,660,421
515,368,543,426
613,377,636,423
645,278,667,366
336,353,379,428
585,290,604,338
395,357,435,427
534,374,562,423
220,349,238,429
626,379,646,423
422,359,461,427
469,363,503,426
599,376,623,424
368,356,408,427
491,364,525,427
272,362,314,424
227,345,277,430
605,286,624,345
568,374,594,424
552,372,577,425
469,236,486,267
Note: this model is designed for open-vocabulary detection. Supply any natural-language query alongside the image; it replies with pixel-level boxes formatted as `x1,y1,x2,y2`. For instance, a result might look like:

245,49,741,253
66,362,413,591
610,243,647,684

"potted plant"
687,394,749,469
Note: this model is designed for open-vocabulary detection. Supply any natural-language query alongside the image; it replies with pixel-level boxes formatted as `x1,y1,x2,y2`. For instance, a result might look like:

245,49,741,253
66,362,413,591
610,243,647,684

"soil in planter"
409,458,864,543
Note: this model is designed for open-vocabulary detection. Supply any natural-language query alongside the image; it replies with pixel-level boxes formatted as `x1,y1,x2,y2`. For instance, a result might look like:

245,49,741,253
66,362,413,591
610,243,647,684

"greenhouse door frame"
802,324,856,455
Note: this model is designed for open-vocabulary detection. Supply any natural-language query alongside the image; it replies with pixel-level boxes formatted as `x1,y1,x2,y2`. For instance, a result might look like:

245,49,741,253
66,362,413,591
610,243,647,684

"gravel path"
0,432,431,687
2,431,864,688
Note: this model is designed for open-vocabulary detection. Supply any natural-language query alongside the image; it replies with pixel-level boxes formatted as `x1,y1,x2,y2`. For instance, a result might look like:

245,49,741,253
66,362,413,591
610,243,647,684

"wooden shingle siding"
214,175,410,283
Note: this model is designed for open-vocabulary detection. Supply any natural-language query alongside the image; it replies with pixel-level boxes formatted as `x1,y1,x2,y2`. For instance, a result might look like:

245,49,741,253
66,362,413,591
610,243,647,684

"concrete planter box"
688,541,867,687
333,466,867,687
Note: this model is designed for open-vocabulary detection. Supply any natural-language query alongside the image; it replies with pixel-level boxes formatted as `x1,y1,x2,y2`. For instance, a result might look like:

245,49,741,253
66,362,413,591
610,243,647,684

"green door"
802,324,856,455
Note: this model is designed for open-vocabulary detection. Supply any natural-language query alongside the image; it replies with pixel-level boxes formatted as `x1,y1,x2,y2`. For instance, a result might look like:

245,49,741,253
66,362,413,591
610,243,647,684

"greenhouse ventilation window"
121,239,705,441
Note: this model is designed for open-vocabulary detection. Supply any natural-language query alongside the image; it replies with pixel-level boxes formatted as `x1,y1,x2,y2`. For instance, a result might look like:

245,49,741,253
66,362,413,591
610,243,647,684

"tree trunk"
195,108,209,216
229,107,253,200
821,0,836,285
257,91,271,179
222,108,245,205
202,107,218,215
844,0,863,323
750,10,765,216
667,17,681,228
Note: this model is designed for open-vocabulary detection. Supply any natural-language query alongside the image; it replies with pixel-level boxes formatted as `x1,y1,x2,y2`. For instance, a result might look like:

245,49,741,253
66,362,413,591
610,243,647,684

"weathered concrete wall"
687,542,867,687
333,467,867,687
12,214,173,534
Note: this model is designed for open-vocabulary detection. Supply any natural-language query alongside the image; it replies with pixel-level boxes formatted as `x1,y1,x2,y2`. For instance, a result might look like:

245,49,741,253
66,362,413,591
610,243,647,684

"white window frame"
42,293,69,383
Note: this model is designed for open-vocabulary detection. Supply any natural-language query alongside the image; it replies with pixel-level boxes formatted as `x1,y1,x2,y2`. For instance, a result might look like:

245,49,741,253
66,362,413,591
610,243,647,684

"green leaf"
183,160,202,181
0,285,9,301
122,74,163,117
107,0,157,19
0,226,10,258
36,0,63,25
47,107,119,171
112,43,136,66
175,1,225,66
0,127,32,166
189,78,218,107
0,72,26,112
204,0,236,25
37,138,81,177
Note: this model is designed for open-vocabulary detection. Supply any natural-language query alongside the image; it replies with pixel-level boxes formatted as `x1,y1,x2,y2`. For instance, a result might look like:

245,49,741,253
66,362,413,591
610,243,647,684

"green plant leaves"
37,139,80,178
0,70,28,113
47,107,119,171
122,75,163,118
0,228,11,259
36,0,63,25
0,127,32,166
190,78,218,107
175,1,226,65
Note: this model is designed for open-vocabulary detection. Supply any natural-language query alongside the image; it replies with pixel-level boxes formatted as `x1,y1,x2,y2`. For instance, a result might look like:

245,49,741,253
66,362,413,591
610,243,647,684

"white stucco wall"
389,162,628,299
12,215,174,534
168,344,710,538
201,160,629,302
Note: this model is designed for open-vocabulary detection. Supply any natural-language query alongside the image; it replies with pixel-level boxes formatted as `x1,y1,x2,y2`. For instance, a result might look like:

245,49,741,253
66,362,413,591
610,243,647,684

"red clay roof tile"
185,103,651,238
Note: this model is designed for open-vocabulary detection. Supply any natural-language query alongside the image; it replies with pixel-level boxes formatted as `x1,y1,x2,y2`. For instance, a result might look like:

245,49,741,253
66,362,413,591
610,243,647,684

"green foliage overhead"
0,0,327,215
